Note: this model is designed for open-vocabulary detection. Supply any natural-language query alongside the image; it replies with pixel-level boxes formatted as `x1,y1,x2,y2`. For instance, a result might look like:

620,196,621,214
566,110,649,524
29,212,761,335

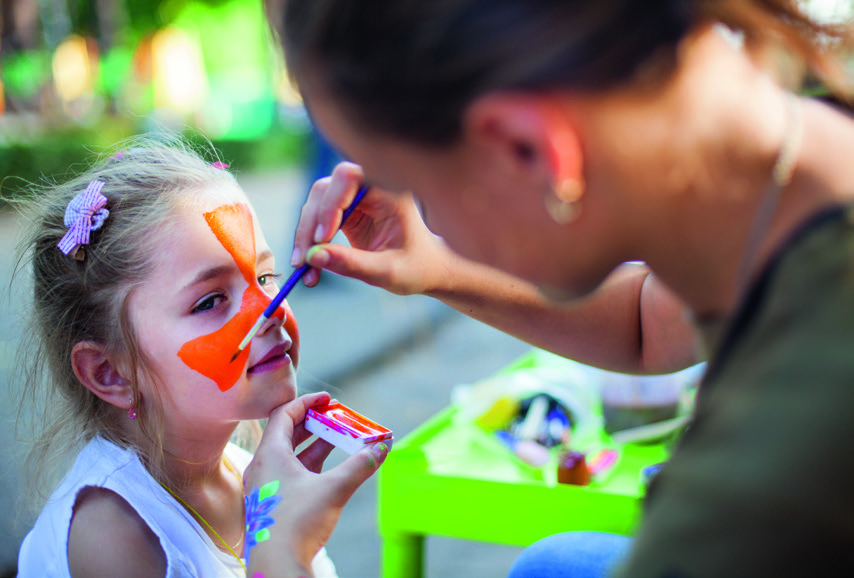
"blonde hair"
12,135,258,513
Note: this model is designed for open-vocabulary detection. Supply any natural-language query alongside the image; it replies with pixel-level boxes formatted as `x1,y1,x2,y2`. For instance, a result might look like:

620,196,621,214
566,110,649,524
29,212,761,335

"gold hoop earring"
544,178,584,225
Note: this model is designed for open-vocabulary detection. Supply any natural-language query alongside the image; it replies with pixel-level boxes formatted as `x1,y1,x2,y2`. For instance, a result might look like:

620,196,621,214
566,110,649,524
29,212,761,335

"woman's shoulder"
67,486,167,577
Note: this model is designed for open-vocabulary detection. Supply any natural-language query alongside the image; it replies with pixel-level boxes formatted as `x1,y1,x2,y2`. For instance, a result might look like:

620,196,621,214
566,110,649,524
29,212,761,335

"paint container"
586,448,620,483
557,451,591,486
305,402,393,455
474,396,520,430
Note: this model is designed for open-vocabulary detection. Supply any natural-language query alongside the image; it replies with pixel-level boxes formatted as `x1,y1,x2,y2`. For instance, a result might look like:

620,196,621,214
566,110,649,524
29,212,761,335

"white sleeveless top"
17,436,337,577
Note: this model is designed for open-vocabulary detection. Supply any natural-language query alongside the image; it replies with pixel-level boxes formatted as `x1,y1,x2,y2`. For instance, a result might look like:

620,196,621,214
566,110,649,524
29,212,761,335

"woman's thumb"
307,244,395,289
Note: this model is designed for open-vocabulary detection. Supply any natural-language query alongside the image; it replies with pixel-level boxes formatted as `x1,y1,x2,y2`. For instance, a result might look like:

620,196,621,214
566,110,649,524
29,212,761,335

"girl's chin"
244,391,297,421
269,386,298,413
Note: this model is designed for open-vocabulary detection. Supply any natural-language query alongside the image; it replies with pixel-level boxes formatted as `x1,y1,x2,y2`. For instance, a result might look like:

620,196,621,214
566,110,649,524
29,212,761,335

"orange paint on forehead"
177,203,299,392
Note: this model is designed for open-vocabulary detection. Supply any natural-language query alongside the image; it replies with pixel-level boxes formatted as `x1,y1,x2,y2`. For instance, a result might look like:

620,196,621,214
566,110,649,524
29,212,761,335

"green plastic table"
377,359,670,578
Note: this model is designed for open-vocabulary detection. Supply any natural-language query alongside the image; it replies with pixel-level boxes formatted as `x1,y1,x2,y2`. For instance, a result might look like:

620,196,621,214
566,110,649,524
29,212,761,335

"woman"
257,0,854,576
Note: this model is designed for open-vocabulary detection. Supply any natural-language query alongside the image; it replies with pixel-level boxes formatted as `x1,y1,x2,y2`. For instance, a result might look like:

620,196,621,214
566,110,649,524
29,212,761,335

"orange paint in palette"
178,203,299,392
306,402,393,454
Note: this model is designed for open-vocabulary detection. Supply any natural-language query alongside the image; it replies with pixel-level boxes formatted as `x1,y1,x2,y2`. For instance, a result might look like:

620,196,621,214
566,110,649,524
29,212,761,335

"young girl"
14,140,340,577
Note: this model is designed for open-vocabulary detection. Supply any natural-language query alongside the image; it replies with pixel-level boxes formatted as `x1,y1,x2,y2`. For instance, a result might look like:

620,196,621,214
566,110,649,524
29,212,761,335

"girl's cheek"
282,299,299,367
177,286,276,392
177,202,278,391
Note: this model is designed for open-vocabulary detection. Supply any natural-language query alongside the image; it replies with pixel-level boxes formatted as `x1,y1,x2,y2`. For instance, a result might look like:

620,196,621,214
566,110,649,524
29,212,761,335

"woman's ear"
71,341,133,410
464,92,585,187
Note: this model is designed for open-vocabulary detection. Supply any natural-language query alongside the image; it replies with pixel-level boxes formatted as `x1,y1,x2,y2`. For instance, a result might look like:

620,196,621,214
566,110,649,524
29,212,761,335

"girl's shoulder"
19,437,202,577
67,485,167,577
18,437,178,577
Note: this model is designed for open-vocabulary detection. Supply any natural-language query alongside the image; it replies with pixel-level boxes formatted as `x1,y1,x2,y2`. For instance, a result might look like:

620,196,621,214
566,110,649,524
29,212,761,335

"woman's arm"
294,163,700,375
428,250,699,374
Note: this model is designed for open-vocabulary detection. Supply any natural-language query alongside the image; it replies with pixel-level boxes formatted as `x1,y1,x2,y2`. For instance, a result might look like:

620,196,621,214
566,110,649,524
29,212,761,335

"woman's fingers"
307,244,397,291
313,163,366,243
302,266,321,287
292,162,365,267
292,177,331,267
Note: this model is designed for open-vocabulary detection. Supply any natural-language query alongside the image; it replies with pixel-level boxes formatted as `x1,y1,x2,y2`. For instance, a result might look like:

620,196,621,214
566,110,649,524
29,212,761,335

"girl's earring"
544,177,585,225
128,398,138,420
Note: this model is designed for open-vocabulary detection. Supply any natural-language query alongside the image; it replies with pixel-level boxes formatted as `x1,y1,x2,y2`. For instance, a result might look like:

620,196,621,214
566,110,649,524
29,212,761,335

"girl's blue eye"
192,293,225,314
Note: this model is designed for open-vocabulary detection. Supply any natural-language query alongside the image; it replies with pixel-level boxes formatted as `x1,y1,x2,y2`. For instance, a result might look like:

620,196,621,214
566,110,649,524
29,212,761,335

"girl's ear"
71,342,133,410
463,92,585,190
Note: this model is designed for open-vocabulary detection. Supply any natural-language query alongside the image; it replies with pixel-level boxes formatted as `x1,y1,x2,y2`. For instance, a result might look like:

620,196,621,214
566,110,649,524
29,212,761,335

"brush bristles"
229,315,268,363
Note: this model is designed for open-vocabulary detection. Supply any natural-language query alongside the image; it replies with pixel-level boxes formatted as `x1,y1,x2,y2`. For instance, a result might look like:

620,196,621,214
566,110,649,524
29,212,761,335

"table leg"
382,532,424,578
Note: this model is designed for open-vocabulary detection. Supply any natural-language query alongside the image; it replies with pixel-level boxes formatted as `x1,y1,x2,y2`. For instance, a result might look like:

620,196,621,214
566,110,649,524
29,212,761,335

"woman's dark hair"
270,0,853,146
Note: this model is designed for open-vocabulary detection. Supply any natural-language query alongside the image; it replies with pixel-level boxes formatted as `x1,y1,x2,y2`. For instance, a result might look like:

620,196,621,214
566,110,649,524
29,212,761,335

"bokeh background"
1,1,852,576
0,2,533,576
0,0,324,186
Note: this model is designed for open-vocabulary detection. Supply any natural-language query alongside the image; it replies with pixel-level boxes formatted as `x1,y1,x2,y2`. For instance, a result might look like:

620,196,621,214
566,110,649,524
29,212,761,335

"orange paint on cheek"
177,203,299,392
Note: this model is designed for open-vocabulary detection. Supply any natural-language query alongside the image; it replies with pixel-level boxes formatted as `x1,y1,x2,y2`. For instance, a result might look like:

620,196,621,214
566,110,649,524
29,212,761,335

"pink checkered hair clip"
211,161,230,170
57,180,110,261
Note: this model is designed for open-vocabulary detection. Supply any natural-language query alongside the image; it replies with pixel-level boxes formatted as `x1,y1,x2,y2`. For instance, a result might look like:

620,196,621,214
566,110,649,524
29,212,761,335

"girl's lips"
247,342,291,374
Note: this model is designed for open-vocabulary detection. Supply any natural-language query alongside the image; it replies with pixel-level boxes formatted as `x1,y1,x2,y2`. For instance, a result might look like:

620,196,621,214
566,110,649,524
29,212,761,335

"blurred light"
151,26,207,114
133,35,154,83
53,34,97,102
199,96,234,139
803,0,853,24
0,79,5,116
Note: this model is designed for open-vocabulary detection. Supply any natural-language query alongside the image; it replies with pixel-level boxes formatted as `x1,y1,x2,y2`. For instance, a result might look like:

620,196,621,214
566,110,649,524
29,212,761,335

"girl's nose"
255,307,286,338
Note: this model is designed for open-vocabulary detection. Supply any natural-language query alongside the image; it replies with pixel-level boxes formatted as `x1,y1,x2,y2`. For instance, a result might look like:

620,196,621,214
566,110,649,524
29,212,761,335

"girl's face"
129,184,299,426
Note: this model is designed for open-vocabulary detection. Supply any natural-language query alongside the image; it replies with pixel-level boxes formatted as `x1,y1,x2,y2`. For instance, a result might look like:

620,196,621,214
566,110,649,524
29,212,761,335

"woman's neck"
657,93,854,321
583,26,854,320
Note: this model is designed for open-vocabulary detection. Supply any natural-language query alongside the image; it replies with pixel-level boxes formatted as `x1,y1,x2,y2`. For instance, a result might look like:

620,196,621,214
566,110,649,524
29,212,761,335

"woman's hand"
244,392,389,576
291,162,448,295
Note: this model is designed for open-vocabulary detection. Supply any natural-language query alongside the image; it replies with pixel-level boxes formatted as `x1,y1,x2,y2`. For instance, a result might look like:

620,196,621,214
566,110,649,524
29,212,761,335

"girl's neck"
161,428,238,490
121,418,239,490
144,423,247,558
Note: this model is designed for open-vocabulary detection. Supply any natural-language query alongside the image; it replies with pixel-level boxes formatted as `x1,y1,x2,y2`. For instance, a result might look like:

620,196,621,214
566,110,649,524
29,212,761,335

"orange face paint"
178,203,299,392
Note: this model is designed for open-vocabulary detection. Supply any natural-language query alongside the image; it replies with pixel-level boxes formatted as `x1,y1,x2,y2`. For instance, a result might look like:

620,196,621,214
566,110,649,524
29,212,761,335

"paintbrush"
229,185,369,363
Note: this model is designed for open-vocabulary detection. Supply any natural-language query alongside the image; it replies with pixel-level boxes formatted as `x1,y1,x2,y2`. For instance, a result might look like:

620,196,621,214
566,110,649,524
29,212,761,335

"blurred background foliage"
1,0,851,204
0,0,314,203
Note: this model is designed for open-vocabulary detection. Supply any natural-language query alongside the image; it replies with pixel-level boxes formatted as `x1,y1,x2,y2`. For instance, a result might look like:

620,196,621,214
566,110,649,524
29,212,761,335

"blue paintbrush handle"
264,264,310,317
262,184,369,318
233,185,370,359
